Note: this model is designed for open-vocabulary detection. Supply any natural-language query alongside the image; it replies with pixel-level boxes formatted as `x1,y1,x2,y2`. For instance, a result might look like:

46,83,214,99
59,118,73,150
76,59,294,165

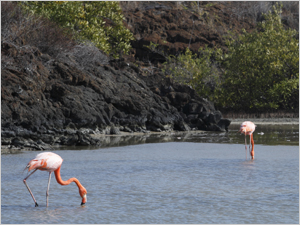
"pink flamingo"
239,121,256,159
23,152,87,207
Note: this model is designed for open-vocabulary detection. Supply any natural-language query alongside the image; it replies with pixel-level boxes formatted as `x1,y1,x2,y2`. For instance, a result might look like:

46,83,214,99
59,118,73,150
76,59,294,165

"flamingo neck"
54,166,84,189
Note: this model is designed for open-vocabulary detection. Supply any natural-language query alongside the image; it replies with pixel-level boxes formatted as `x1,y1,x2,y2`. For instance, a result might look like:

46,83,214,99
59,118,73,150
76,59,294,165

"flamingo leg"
46,172,52,207
250,134,255,159
23,169,39,207
249,134,252,157
244,134,247,159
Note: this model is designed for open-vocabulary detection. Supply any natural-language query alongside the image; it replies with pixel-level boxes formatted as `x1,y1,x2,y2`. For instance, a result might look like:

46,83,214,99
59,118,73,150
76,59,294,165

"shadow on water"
58,124,299,151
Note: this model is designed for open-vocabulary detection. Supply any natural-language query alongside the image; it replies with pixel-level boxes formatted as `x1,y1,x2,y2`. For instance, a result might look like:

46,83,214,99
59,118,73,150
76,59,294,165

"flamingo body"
27,152,63,172
23,152,87,207
239,121,256,136
239,121,256,159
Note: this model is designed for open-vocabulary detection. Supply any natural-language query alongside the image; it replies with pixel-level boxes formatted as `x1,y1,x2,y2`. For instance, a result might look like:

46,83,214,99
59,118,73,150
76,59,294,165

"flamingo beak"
81,194,87,205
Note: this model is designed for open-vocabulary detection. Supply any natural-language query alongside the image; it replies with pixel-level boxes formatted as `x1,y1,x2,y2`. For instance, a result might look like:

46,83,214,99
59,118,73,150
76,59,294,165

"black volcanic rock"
1,43,231,150
1,16,231,151
1,43,230,150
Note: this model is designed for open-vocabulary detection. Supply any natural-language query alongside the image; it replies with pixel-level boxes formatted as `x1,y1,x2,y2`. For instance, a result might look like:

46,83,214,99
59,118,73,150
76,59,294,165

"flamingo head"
239,125,247,134
79,186,87,205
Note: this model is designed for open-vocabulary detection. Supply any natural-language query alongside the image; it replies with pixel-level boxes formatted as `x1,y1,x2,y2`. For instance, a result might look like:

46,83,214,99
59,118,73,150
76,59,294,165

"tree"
217,3,298,111
163,47,222,101
20,1,134,58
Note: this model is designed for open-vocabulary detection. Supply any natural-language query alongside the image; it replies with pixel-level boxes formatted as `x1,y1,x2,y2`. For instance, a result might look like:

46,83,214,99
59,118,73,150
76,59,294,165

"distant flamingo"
23,152,87,207
239,121,256,159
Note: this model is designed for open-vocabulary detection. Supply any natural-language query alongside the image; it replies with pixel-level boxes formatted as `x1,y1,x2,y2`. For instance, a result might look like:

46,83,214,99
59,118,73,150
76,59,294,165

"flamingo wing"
239,121,256,135
27,152,63,172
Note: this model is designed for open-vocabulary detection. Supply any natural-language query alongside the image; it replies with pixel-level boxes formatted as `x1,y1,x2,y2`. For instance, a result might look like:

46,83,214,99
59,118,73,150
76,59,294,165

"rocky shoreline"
2,117,298,154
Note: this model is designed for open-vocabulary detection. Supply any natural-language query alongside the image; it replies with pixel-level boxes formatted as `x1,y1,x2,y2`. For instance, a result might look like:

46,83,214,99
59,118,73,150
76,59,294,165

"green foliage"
20,1,134,58
217,3,299,111
163,47,222,101
161,3,298,112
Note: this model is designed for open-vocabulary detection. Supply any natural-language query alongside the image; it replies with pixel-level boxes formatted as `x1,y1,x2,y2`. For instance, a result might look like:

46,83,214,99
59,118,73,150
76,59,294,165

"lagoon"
1,124,299,224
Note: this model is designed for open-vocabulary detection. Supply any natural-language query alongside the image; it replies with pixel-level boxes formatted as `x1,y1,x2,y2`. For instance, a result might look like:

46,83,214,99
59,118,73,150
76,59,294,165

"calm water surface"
1,124,299,224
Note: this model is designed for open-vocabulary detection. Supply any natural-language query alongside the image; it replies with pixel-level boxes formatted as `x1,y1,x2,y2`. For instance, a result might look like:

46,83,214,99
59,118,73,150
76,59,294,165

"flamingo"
239,121,256,159
23,152,87,207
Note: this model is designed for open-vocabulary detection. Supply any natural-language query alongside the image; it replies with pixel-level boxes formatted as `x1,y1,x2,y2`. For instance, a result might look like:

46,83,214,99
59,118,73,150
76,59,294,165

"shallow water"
56,123,299,151
1,124,299,224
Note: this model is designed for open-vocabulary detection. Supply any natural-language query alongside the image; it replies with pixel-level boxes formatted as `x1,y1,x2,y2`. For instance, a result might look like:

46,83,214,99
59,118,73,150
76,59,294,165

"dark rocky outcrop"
121,1,256,63
4,2,271,151
1,40,230,150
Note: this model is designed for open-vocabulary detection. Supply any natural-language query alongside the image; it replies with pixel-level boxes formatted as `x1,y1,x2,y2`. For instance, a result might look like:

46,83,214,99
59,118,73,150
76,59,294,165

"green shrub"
161,4,298,112
218,3,299,111
1,1,75,56
20,1,134,58
163,47,223,101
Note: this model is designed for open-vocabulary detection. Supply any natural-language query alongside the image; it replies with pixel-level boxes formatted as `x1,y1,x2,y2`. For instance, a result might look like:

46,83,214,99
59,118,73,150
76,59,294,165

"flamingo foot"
35,202,38,207
250,150,254,160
